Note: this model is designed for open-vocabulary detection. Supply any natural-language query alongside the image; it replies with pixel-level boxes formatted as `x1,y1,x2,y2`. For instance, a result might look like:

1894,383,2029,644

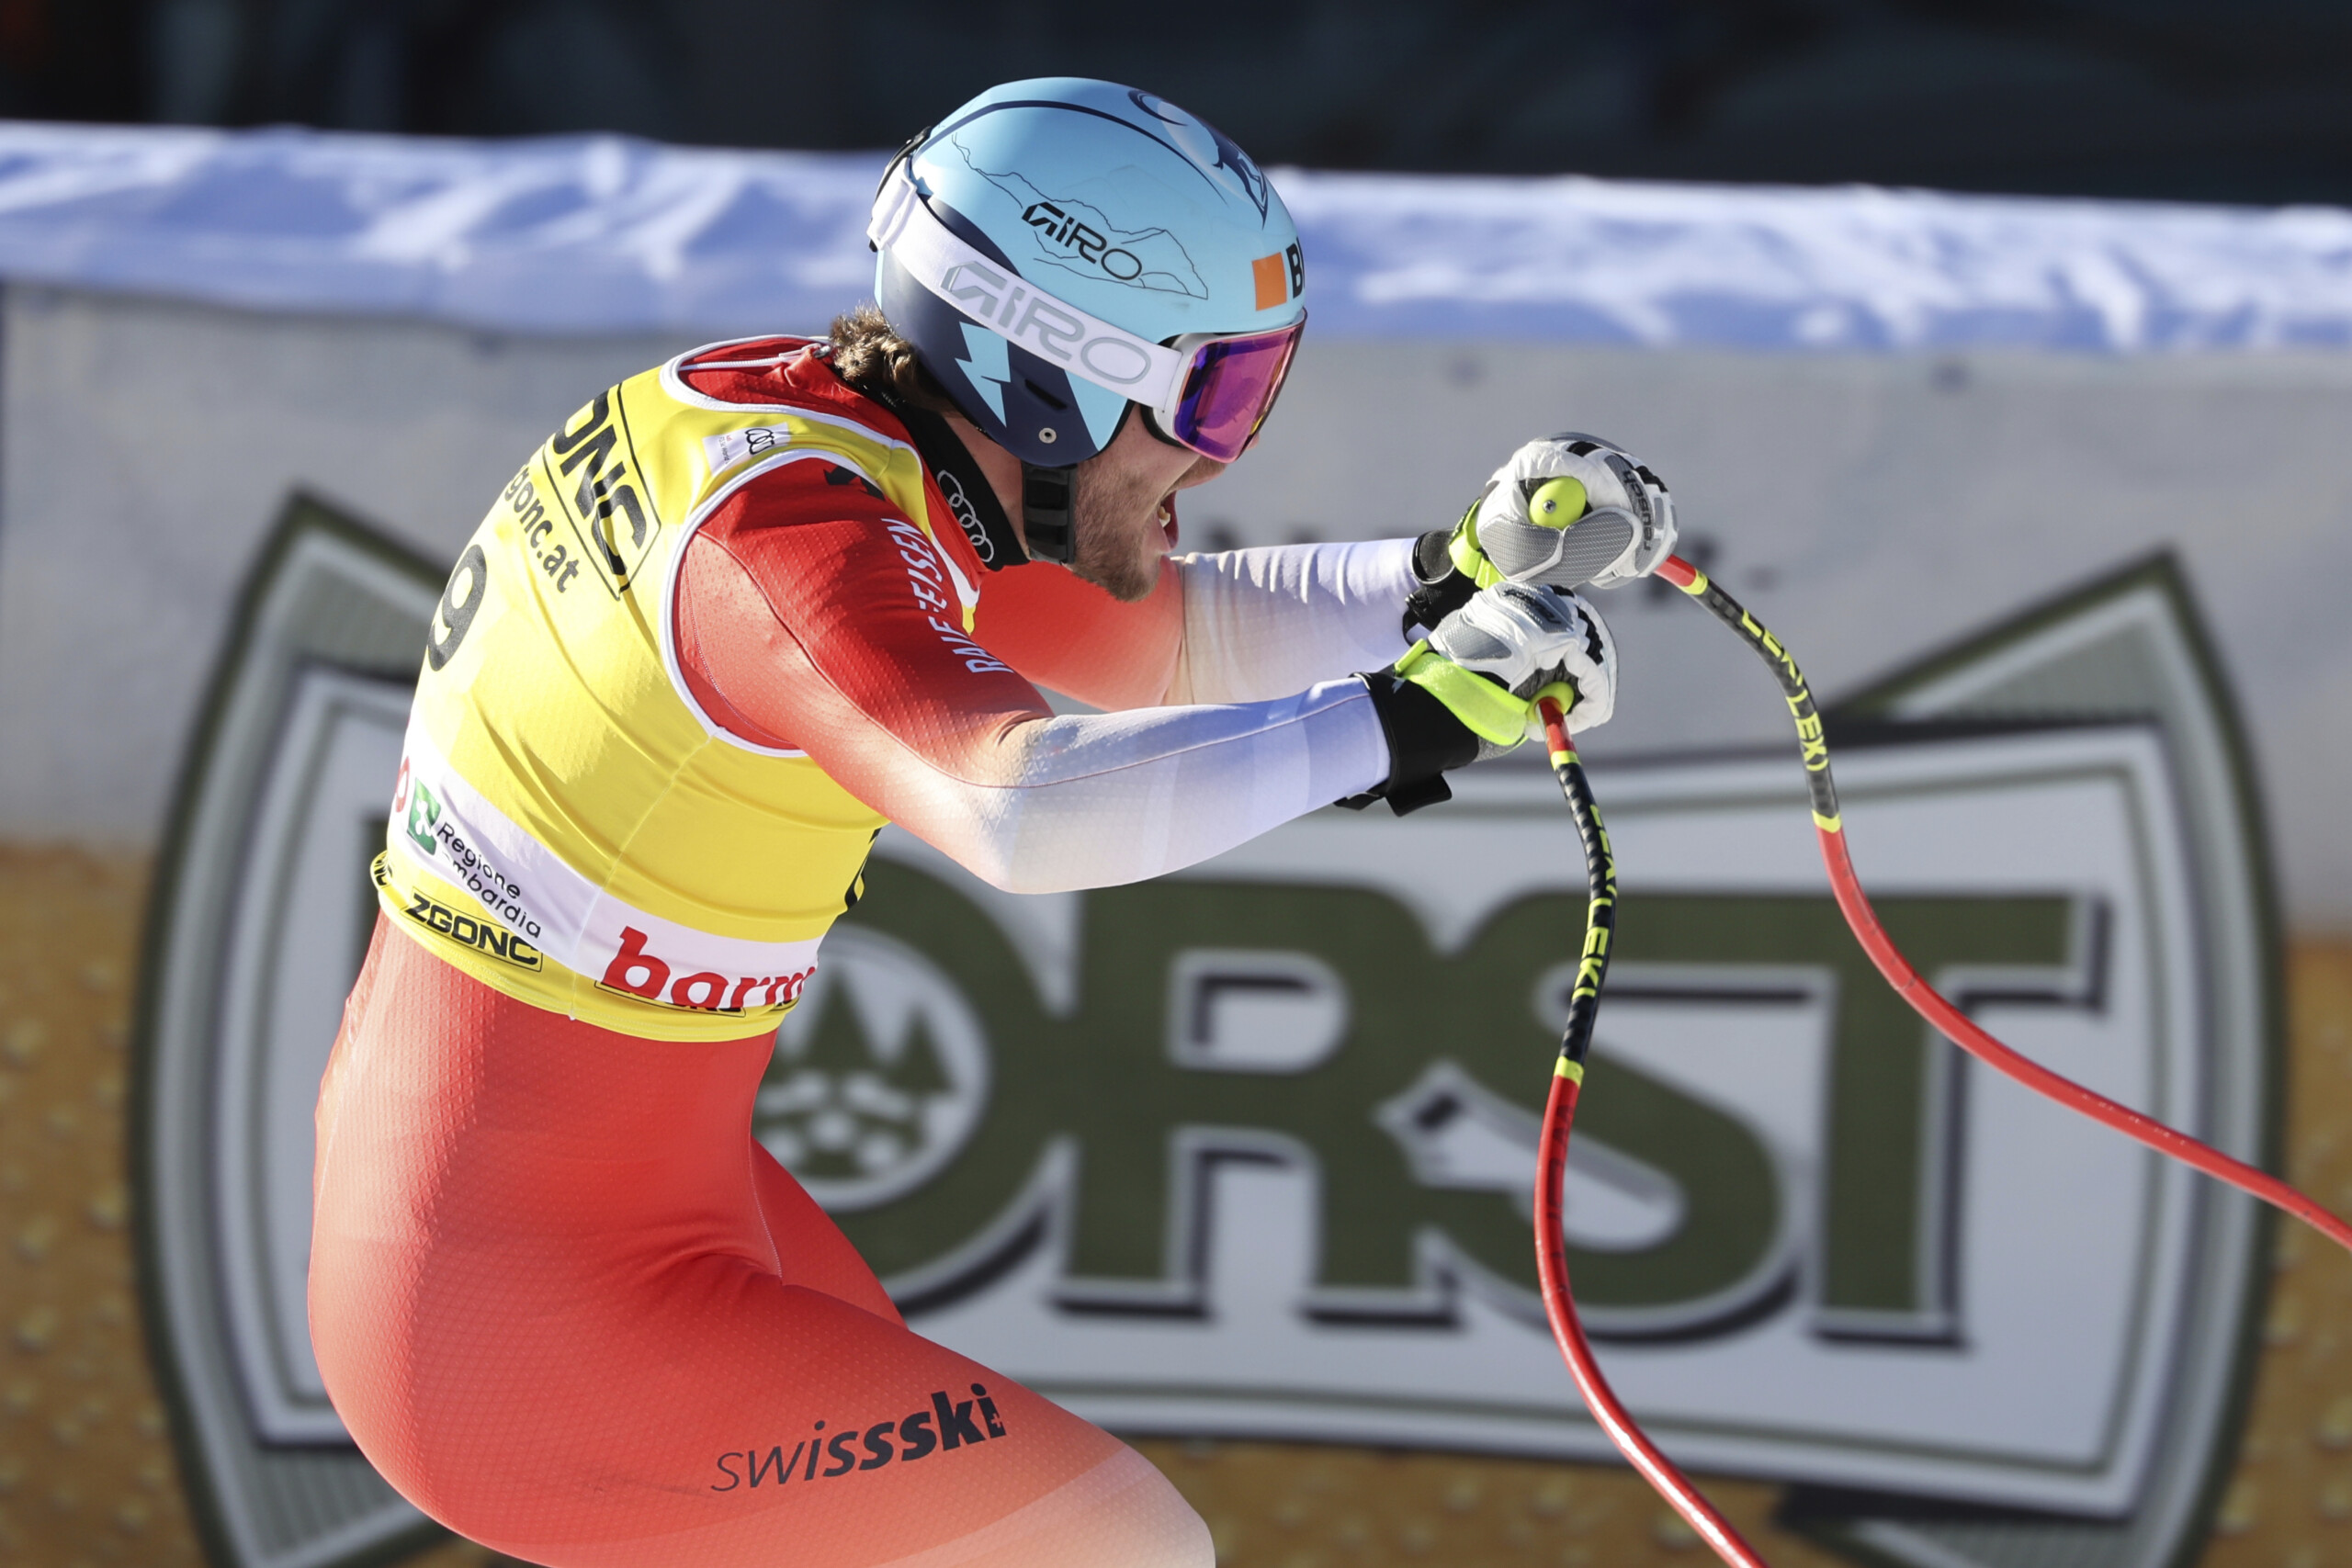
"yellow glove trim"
1396,641,1532,748
1530,678,1578,713
1525,679,1579,741
1449,518,1509,591
1445,498,1494,585
1448,477,1592,590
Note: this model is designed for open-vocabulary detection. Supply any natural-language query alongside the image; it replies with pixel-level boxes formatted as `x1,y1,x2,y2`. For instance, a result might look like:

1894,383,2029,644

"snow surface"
1,121,2349,350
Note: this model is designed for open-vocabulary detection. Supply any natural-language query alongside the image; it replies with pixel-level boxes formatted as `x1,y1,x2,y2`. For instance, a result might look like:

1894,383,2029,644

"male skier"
311,77,1675,1568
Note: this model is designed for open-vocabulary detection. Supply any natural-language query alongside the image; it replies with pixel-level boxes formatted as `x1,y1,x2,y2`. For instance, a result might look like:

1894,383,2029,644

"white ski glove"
1349,582,1618,816
1413,580,1618,745
1404,434,1676,633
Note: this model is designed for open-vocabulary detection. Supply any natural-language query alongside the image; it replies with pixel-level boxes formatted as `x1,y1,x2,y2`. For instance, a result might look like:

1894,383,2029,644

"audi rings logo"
933,466,993,566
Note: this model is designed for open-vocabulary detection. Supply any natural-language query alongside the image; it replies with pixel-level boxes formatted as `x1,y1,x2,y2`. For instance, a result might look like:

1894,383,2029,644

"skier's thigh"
401,1263,1208,1568
747,1137,904,1326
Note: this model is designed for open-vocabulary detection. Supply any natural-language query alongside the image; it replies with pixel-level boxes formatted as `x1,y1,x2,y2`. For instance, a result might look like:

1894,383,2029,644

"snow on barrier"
3,121,2352,349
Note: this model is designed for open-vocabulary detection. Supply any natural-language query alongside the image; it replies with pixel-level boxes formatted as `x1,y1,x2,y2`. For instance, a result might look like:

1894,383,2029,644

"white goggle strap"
869,168,1188,418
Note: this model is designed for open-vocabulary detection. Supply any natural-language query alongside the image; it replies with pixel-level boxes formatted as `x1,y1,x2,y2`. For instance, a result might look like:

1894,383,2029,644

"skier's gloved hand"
1416,580,1618,743
1347,582,1618,816
1403,434,1677,635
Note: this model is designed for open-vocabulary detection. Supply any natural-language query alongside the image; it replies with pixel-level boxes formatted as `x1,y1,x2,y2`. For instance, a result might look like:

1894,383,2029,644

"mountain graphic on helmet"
870,77,1306,479
960,150,1210,300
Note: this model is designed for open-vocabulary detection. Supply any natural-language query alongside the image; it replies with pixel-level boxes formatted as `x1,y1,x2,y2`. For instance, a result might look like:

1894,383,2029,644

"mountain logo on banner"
137,492,2276,1568
755,928,990,1212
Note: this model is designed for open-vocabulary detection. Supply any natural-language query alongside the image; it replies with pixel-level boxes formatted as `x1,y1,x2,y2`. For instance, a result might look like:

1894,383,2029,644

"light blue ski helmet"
868,79,1306,480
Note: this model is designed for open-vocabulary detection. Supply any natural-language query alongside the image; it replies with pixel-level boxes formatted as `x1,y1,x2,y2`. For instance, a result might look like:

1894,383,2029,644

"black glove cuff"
1401,528,1478,638
1335,670,1482,817
1411,527,1454,583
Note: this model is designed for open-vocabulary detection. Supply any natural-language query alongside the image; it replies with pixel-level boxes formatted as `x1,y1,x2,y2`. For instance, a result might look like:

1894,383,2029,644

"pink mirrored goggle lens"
1168,321,1304,463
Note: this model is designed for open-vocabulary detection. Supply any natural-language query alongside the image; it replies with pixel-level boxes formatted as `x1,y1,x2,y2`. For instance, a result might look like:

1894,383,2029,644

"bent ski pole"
1651,552,2352,1256
1532,694,1773,1568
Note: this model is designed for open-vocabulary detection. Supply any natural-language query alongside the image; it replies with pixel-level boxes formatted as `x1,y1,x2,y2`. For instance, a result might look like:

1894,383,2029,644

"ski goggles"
869,165,1305,463
1143,321,1303,462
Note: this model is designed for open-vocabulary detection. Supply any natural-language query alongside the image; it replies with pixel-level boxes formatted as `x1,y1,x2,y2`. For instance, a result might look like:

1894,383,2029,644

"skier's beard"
1068,451,1214,602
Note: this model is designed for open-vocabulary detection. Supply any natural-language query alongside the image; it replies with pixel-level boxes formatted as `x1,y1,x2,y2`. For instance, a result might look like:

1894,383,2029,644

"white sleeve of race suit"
890,679,1391,895
1163,537,1419,705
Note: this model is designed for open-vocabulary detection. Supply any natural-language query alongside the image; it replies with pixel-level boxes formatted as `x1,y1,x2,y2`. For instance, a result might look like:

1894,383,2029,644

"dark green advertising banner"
137,499,2274,1568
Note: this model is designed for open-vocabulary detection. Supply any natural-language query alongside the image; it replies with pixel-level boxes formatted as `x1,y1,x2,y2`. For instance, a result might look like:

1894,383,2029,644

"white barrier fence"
2,286,2346,919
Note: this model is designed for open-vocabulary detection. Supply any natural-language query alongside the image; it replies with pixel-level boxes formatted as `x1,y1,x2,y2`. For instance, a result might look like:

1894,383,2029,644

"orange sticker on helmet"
1252,253,1287,310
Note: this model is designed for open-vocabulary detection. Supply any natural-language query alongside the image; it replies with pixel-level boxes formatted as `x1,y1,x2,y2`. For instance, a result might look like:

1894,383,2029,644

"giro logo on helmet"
999,187,1204,298
938,258,1158,387
955,138,1208,299
1023,201,1141,280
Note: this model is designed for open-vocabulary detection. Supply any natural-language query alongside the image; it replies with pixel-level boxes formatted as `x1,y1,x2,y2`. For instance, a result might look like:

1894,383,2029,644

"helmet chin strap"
1021,464,1077,565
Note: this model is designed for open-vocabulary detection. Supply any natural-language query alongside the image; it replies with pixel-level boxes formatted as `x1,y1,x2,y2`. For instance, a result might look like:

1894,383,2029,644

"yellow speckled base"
1,842,2345,1568
1127,1438,1851,1567
2200,940,2352,1568
0,846,193,1568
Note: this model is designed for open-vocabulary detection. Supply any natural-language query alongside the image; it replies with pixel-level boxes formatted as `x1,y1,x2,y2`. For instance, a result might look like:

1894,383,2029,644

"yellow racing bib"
376,341,976,1041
